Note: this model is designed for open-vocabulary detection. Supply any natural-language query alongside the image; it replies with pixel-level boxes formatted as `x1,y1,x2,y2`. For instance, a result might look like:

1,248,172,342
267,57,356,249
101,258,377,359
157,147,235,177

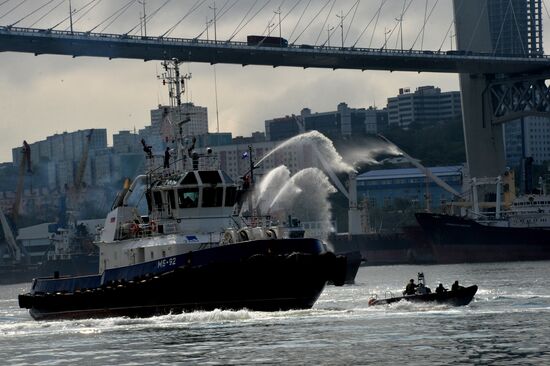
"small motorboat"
368,272,477,307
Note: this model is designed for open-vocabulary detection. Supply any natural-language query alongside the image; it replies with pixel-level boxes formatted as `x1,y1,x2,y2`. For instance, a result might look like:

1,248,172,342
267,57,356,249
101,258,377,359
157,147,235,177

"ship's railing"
240,215,274,228
145,152,221,180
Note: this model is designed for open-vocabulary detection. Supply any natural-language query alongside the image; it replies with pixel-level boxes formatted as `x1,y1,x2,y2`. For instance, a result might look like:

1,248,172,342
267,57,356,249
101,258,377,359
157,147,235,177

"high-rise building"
265,103,388,142
504,116,550,166
113,130,141,154
487,0,549,168
487,0,543,56
140,103,208,155
387,86,462,128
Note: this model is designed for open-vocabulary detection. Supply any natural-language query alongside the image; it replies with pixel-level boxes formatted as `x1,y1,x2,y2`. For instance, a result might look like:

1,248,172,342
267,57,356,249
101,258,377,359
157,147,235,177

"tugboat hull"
19,239,347,320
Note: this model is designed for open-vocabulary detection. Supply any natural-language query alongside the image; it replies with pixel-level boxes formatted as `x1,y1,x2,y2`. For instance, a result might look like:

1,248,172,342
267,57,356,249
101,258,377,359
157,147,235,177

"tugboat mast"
158,59,192,170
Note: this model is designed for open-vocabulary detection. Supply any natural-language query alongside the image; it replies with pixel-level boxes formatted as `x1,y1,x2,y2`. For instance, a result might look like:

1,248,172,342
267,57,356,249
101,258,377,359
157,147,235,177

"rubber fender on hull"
321,251,347,286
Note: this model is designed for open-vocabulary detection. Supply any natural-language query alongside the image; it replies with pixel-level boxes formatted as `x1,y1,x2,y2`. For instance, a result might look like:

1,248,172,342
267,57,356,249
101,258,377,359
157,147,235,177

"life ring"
223,231,234,244
238,229,249,242
150,221,157,232
265,229,277,239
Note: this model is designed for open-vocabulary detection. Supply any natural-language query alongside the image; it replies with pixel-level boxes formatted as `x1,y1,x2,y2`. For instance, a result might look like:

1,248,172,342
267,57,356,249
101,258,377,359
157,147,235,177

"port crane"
0,142,32,264
0,206,22,262
12,141,32,225
67,129,94,211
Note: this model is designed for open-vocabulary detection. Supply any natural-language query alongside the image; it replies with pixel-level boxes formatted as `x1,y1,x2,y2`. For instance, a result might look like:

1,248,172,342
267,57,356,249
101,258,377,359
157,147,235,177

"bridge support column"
454,0,506,178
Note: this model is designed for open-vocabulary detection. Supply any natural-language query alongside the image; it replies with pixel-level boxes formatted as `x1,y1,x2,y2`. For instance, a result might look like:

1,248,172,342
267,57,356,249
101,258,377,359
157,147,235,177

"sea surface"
1,261,549,365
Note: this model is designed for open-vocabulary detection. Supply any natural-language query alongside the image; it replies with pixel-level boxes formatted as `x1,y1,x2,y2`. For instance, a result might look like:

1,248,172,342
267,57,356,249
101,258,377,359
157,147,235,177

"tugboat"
368,272,477,306
18,60,346,321
19,147,347,320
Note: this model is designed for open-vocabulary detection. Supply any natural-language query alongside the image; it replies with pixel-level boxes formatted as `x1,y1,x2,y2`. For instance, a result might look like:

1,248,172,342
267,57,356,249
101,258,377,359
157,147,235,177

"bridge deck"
1,26,549,74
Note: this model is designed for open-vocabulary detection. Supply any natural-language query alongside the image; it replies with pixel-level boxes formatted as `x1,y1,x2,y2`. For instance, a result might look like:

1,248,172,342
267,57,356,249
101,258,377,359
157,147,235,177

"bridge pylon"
454,0,549,178
454,0,505,178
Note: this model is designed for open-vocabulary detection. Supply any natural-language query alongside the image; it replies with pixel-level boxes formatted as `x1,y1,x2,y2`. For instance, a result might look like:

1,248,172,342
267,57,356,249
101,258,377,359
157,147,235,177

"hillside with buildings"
2,82,548,245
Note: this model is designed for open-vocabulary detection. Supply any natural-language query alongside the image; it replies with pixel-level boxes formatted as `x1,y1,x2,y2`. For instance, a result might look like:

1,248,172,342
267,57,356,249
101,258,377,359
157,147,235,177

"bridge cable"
50,0,98,30
291,0,332,44
71,0,103,29
261,0,286,36
463,0,485,53
492,1,512,55
380,0,413,50
354,0,390,48
421,0,428,50
314,0,336,46
227,0,260,41
278,0,306,31
29,0,64,28
87,0,135,33
195,0,238,39
437,0,464,52
319,0,360,48
258,0,304,41
409,0,439,51
543,0,550,20
10,0,56,27
0,0,13,9
343,0,360,45
99,0,137,33
508,0,526,54
227,0,273,42
394,0,409,50
267,0,304,37
288,0,311,43
368,1,385,48
126,0,171,36
0,0,30,22
161,0,207,38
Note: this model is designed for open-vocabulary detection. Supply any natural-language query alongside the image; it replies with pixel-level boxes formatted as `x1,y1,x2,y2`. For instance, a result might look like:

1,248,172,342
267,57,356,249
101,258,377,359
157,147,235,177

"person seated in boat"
451,280,464,292
416,282,431,295
403,279,418,295
435,283,447,294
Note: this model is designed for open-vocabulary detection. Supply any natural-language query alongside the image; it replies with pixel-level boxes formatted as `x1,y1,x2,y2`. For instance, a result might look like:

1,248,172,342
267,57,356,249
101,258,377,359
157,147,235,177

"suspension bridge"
2,0,550,177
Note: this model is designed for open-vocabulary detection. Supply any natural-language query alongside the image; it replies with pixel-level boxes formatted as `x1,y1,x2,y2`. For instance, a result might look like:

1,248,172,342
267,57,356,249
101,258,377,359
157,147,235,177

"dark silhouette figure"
23,140,32,172
141,139,153,159
404,279,418,295
451,280,463,292
435,283,448,294
163,147,171,169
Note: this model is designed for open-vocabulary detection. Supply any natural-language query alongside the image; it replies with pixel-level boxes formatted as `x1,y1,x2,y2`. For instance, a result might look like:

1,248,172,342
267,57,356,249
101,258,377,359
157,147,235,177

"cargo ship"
329,227,435,266
415,170,550,263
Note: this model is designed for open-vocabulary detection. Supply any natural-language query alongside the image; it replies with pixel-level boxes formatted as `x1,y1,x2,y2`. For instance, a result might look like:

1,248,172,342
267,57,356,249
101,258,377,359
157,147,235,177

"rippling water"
2,261,550,365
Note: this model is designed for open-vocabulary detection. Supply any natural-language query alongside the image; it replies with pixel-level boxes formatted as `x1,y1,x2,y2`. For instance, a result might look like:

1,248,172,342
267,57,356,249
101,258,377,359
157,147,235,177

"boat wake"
0,307,357,337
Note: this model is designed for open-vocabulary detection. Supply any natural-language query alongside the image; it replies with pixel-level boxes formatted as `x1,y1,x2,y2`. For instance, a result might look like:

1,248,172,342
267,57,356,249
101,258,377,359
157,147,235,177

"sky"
0,0,548,163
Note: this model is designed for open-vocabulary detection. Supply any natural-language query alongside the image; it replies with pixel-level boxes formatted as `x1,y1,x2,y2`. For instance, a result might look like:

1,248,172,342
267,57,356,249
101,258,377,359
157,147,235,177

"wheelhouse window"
167,190,176,210
181,172,198,185
225,186,237,207
199,171,222,184
153,191,163,211
178,188,199,208
203,187,224,207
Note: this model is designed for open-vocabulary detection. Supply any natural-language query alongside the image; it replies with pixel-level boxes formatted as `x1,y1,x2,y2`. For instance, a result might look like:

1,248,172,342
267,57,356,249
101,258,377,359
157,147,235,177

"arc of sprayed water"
268,179,303,211
254,131,354,173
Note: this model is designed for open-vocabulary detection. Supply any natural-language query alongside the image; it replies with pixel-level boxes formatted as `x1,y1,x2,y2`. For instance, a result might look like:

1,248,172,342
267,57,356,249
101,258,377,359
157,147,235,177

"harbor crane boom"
377,134,462,198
